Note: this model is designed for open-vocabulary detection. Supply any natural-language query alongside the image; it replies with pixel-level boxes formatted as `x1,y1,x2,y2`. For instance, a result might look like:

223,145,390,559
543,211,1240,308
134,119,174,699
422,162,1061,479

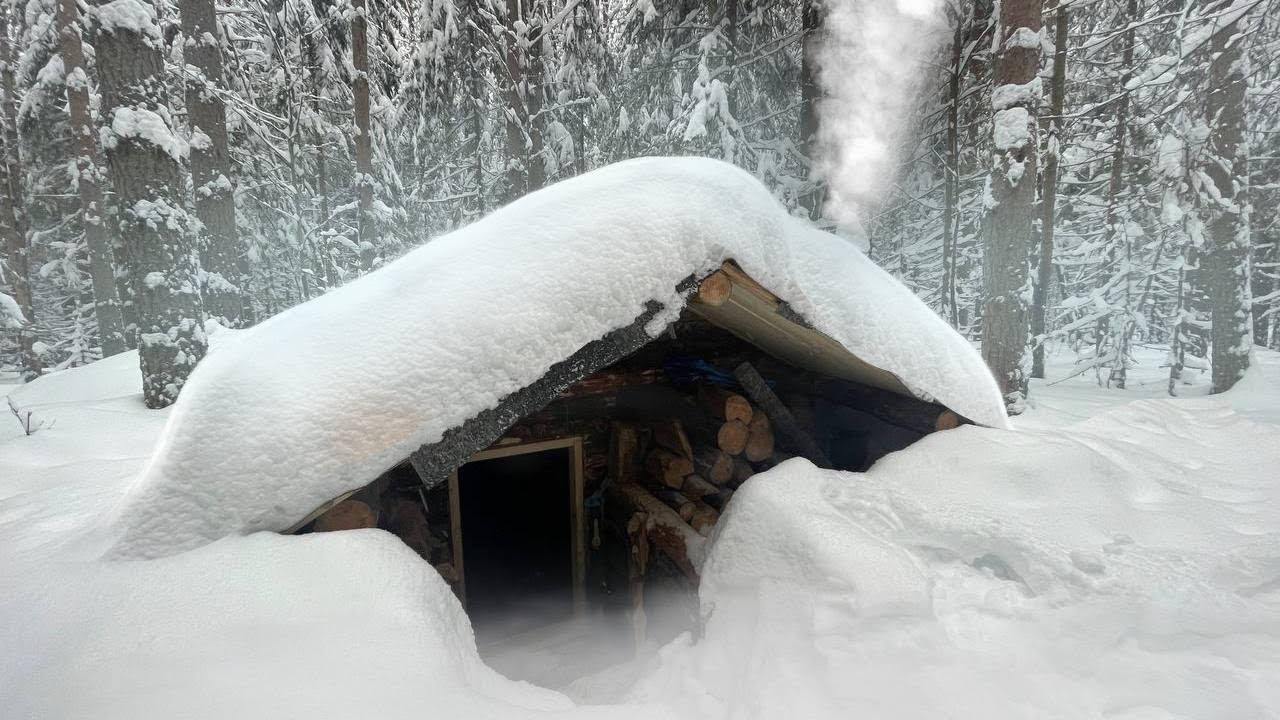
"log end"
724,394,753,424
695,270,732,307
717,419,749,455
935,410,961,431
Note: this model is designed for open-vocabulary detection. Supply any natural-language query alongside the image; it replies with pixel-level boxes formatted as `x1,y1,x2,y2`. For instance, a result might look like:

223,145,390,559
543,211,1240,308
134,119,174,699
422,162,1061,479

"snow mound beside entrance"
109,157,1006,558
624,388,1280,718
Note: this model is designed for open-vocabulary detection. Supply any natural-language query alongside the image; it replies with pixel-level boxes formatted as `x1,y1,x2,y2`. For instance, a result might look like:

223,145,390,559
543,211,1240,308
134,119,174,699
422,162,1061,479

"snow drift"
3,332,1279,718
107,157,1006,559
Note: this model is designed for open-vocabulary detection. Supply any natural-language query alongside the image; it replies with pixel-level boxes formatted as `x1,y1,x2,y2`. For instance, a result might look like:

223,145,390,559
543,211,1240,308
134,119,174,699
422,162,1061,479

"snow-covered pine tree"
500,0,546,200
1090,0,1140,389
56,0,127,356
0,0,39,379
542,0,610,182
13,0,106,369
401,0,489,226
1253,10,1280,351
981,0,1040,409
939,5,965,330
92,0,206,408
867,0,993,336
1030,1,1067,380
1199,0,1253,392
351,0,376,269
180,0,250,328
616,0,815,211
799,0,823,217
218,0,349,307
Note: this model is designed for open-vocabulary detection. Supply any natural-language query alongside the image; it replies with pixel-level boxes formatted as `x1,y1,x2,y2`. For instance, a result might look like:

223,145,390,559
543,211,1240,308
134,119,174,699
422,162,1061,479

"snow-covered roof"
107,157,1007,559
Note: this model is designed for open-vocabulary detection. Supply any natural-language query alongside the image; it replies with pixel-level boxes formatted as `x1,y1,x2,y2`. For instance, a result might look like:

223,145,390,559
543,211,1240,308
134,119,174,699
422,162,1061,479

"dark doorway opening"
457,446,575,639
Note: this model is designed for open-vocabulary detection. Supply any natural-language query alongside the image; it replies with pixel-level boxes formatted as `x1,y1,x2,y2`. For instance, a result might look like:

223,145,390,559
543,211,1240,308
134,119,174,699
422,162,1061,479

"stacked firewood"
607,382,800,569
608,362,846,589
639,385,794,533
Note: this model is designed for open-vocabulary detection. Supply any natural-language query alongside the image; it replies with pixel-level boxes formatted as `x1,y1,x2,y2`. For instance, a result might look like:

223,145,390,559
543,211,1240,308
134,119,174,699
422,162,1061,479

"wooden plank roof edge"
690,260,915,399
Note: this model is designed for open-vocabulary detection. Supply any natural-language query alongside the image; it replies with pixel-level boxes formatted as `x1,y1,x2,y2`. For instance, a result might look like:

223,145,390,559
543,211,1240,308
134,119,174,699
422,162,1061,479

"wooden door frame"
447,436,586,614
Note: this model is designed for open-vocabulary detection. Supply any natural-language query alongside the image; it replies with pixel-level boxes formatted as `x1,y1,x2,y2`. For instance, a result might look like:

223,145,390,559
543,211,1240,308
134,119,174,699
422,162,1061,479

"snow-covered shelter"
108,158,1006,633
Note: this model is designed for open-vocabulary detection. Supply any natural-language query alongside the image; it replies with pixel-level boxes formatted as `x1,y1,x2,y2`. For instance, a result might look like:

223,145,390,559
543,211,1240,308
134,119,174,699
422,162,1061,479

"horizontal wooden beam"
689,261,912,397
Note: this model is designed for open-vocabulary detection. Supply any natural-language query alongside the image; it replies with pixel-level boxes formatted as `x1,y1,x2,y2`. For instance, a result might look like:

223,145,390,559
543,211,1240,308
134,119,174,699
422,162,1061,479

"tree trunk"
0,4,39,379
981,0,1041,410
526,20,545,194
799,0,822,218
501,0,545,200
1031,4,1066,379
942,17,962,328
352,0,375,270
94,0,207,409
1202,6,1252,393
55,0,128,357
466,22,486,218
1098,0,1136,389
1168,262,1187,395
733,361,832,468
180,0,250,327
304,34,336,290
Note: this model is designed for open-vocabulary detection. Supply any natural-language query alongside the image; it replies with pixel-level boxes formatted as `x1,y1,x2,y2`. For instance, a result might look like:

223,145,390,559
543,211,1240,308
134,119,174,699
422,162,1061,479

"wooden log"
687,502,720,534
732,457,755,485
533,386,698,426
313,499,378,532
733,362,833,468
688,261,911,396
645,447,694,489
695,269,733,306
743,413,775,462
609,422,644,484
433,562,459,584
389,497,433,560
564,367,663,397
718,261,779,305
697,384,753,424
717,419,749,456
653,488,696,522
625,511,649,648
681,473,719,499
607,483,703,580
701,487,734,512
653,419,694,460
694,446,734,486
814,377,966,435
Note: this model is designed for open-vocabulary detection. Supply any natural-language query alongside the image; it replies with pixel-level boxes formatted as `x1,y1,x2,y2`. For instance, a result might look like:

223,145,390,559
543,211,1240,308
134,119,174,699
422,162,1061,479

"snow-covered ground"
2,345,1279,718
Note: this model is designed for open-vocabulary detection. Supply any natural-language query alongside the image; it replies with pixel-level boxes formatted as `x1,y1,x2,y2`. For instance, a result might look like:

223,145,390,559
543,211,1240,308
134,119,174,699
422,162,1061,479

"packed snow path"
2,347,1279,718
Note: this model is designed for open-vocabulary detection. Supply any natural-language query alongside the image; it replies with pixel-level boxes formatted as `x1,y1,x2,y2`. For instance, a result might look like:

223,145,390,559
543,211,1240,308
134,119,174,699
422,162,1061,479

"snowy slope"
0,529,667,719
3,344,1279,718
600,352,1280,718
106,157,1007,559
0,351,164,559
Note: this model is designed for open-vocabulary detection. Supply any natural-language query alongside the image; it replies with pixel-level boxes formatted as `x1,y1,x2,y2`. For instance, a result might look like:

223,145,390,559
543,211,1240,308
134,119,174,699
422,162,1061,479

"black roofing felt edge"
408,272,702,490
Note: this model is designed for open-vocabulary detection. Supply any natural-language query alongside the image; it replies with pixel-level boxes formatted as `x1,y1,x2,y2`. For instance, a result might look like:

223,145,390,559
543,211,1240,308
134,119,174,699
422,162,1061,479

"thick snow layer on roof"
3,347,1279,718
107,157,1006,559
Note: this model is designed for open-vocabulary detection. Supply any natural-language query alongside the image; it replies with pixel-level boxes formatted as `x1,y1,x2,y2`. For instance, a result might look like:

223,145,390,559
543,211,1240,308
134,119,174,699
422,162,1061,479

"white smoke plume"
815,0,947,229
